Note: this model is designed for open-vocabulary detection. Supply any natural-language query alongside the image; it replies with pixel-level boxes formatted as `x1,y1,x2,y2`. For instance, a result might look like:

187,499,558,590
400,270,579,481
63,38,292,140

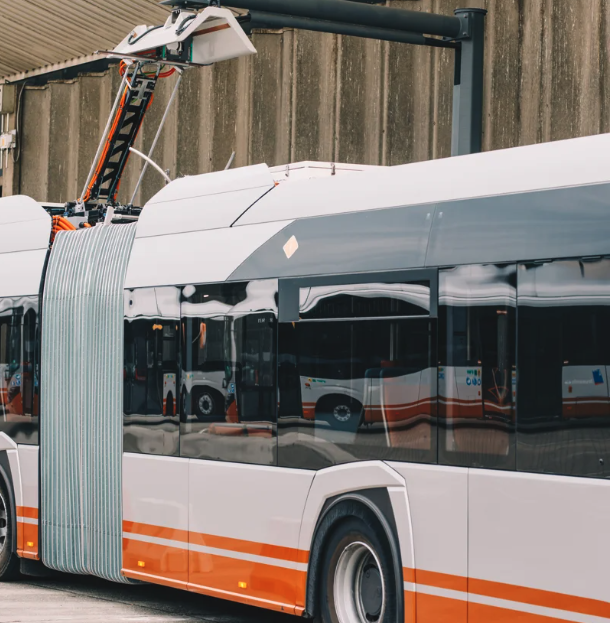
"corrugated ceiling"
0,0,171,79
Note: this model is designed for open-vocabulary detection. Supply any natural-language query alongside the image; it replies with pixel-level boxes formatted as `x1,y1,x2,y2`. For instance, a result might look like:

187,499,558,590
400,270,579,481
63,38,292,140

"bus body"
1,143,610,623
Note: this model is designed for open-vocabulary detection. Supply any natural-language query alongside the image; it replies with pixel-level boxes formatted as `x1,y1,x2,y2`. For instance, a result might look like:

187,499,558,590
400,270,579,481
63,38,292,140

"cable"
176,14,197,35
128,24,164,46
50,216,76,244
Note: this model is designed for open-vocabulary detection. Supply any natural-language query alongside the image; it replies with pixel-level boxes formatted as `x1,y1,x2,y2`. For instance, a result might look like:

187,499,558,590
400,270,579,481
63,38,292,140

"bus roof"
126,132,610,290
0,196,51,298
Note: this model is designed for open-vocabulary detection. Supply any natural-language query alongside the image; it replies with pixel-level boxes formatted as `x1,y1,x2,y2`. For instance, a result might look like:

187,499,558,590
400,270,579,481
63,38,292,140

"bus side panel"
388,463,468,623
17,445,39,560
122,453,189,589
468,470,610,622
187,460,313,614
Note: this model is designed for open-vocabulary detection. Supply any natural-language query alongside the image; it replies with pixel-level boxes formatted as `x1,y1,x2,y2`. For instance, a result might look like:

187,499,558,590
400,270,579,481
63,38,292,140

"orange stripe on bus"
417,568,468,592
189,579,296,614
123,538,188,585
17,522,39,560
123,520,310,564
16,519,23,553
189,550,303,615
404,567,467,592
406,568,610,620
123,520,189,544
469,601,566,623
469,577,610,620
189,530,308,564
122,536,303,615
16,506,38,519
415,591,467,623
122,568,188,591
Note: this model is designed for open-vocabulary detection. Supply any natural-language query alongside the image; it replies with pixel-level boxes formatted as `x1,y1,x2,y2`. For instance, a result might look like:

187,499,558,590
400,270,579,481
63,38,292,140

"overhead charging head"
109,4,255,67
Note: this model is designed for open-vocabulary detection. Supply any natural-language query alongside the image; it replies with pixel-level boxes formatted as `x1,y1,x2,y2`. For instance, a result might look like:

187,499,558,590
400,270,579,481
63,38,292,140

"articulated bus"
1,139,610,623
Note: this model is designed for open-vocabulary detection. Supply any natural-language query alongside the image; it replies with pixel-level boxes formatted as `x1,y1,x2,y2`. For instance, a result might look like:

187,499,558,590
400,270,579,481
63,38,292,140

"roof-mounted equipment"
67,5,256,225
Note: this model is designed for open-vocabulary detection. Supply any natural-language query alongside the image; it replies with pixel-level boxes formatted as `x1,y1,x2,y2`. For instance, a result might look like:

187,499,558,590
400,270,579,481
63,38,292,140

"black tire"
0,479,20,581
193,387,220,422
318,516,396,623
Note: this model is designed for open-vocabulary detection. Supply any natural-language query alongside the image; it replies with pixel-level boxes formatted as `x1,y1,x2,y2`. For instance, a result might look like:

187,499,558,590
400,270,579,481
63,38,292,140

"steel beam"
248,11,457,48
228,0,462,39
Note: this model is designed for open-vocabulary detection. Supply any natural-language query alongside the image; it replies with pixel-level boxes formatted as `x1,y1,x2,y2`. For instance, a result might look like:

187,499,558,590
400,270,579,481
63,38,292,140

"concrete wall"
3,0,610,205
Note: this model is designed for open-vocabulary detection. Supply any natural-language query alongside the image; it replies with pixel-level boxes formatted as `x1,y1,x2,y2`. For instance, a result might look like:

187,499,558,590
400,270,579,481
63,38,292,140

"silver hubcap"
198,394,213,416
334,541,385,623
333,404,352,423
0,491,7,555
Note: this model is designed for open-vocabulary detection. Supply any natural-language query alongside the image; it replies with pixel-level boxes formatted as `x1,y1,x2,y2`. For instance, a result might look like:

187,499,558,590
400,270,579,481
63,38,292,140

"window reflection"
0,296,39,444
518,259,610,478
180,280,278,466
438,265,516,469
279,279,436,470
123,287,181,456
299,282,430,320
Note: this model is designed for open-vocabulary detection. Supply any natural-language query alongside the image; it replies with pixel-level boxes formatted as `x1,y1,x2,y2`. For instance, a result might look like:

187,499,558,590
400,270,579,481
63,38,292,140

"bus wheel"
319,397,362,431
194,388,218,422
0,480,19,580
319,517,395,623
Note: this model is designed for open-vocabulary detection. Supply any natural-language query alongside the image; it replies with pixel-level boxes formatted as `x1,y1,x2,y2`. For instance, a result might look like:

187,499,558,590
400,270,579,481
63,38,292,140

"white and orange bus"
1,141,610,623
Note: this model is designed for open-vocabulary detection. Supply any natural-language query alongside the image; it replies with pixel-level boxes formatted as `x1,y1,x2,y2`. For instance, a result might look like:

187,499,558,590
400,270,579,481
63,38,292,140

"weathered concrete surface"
2,0,610,203
0,576,294,623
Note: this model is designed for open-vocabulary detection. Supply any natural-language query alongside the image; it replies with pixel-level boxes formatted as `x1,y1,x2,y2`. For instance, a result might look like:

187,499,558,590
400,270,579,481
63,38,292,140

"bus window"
123,287,180,457
0,309,24,418
517,259,610,478
180,280,278,466
278,278,436,470
438,265,516,470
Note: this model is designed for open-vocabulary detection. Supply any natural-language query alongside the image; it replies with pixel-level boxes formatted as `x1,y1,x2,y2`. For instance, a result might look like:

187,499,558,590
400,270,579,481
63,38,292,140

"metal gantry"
228,0,487,157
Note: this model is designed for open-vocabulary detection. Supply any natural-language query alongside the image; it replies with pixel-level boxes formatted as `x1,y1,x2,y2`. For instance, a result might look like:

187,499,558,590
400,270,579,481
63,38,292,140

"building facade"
1,0,609,205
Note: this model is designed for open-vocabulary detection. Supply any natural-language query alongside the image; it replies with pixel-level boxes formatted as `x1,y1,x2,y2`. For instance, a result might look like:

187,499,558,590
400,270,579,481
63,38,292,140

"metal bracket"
453,11,471,40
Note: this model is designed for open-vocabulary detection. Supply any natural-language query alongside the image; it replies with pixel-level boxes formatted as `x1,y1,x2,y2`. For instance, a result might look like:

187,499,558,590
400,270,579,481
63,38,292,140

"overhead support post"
451,8,487,156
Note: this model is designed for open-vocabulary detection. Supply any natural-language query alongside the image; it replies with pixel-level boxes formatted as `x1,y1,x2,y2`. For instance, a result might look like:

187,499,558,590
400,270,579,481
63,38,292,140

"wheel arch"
303,487,404,622
0,451,18,556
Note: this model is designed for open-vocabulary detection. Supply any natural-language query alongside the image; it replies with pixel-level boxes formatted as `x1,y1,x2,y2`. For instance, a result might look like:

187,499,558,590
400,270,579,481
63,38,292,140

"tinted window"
517,259,610,478
279,280,436,470
180,280,278,466
438,265,516,469
0,297,39,444
123,287,181,456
